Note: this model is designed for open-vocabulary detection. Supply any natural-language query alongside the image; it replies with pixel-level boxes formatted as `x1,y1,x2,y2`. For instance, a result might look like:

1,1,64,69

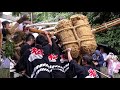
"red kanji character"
31,48,44,55
48,54,53,60
48,54,58,61
31,48,38,54
53,54,58,60
88,68,97,77
37,49,44,55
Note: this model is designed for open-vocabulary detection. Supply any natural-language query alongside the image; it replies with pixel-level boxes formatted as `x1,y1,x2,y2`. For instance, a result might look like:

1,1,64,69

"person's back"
66,48,99,78
20,33,35,57
43,35,66,78
20,43,31,57
15,31,52,78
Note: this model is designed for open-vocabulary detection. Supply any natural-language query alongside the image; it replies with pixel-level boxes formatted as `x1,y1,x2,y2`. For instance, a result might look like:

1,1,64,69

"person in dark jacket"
2,21,11,41
15,31,52,78
20,33,35,57
50,34,77,78
66,48,99,78
49,35,66,78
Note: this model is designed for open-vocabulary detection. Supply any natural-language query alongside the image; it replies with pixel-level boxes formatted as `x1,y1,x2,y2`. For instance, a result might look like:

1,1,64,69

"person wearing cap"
92,50,104,78
1,21,11,41
66,48,99,78
92,50,104,67
14,30,52,78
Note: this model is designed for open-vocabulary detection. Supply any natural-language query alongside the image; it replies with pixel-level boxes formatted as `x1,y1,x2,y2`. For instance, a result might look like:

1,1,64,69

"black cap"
2,21,10,26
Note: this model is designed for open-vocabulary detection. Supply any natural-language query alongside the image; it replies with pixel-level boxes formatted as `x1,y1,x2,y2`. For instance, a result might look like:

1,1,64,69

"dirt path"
100,67,120,78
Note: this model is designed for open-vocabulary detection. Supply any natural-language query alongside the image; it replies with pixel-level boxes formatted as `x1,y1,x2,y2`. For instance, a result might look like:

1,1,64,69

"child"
66,48,99,78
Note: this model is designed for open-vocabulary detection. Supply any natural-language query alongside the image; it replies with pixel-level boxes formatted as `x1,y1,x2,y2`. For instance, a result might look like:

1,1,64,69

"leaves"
3,40,15,58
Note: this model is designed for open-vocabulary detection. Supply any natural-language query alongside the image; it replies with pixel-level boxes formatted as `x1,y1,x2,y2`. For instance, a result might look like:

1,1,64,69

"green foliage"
2,40,15,58
33,12,74,22
95,26,120,53
89,12,120,54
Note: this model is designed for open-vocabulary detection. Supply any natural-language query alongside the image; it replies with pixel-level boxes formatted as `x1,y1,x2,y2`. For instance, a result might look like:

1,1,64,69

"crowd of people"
0,17,120,78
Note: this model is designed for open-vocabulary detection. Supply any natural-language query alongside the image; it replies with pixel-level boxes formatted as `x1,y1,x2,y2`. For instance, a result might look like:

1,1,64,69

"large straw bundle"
70,14,97,55
55,19,79,58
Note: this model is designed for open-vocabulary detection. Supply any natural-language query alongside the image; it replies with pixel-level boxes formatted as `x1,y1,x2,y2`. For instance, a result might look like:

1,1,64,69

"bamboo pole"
94,69,111,78
29,27,55,35
26,22,58,27
92,18,120,33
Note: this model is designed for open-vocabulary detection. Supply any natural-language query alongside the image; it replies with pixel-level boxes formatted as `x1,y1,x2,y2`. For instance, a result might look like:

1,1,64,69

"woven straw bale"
70,14,97,55
55,19,79,58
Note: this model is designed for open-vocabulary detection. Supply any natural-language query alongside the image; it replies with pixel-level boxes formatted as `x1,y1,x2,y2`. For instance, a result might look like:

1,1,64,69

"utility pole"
0,12,3,18
31,12,33,23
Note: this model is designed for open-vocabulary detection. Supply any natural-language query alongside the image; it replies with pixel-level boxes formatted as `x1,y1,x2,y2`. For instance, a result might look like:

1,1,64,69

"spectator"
92,50,104,67
92,50,105,77
105,53,120,78
100,47,108,59
99,47,108,67
2,21,11,41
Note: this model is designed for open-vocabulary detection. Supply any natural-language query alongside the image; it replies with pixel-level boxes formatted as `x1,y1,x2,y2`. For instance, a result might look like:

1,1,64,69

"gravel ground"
0,68,10,78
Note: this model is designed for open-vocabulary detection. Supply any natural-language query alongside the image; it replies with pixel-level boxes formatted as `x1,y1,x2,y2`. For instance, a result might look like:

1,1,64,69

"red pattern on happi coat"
48,54,58,61
88,68,97,77
31,47,44,55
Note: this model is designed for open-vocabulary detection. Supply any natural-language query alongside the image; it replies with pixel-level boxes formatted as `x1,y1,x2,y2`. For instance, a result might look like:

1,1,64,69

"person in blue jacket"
92,50,104,78
92,50,104,67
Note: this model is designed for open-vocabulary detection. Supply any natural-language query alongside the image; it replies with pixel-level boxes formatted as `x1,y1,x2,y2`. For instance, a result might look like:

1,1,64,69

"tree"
12,12,21,16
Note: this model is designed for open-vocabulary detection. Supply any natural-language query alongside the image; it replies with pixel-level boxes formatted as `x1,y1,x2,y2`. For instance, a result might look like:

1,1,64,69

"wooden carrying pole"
25,18,120,37
29,27,55,35
26,22,58,27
